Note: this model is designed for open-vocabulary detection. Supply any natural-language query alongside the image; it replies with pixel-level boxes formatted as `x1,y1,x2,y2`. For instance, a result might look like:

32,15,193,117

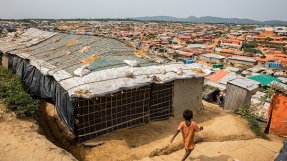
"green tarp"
248,74,281,87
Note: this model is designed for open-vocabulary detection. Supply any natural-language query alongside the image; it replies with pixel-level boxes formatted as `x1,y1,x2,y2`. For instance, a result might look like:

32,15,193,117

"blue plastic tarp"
269,62,281,69
184,59,195,64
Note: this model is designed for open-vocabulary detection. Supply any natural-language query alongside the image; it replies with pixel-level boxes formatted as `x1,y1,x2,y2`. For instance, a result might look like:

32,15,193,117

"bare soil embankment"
0,101,77,161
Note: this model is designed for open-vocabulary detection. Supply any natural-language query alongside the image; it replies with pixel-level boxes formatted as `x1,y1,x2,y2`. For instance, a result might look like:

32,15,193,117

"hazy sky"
0,0,286,21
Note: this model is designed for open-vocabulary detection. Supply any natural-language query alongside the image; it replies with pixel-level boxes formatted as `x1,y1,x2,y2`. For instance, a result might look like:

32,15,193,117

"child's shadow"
190,155,233,161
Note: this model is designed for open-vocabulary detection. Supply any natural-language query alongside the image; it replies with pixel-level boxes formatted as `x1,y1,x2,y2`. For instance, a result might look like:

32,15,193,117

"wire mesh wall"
76,82,174,142
76,86,150,142
150,82,174,121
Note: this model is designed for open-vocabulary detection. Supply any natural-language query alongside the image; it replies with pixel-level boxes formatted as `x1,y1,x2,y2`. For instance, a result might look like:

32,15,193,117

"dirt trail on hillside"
0,101,77,161
140,136,283,161
0,100,284,161
72,101,279,161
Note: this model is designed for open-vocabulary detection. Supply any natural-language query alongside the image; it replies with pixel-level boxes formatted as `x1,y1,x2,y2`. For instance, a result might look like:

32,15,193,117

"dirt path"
138,102,284,161
0,100,284,161
0,101,77,161
140,137,283,161
71,101,284,161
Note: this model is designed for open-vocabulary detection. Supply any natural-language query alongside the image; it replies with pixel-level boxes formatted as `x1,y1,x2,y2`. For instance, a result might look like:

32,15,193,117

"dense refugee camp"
0,0,287,161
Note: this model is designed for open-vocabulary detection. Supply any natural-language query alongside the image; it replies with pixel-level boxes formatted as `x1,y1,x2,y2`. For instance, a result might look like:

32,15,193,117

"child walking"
170,109,203,161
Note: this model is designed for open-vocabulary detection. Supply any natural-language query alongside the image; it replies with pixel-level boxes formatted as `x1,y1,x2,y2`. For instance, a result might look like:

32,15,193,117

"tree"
242,42,258,48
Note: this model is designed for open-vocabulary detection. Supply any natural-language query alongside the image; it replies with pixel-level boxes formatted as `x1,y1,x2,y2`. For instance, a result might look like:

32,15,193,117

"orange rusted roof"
208,49,214,53
237,37,245,41
256,36,266,39
274,51,284,54
277,57,287,62
177,51,193,57
257,54,287,63
256,57,270,62
206,70,230,82
270,41,287,45
221,49,237,53
274,53,287,58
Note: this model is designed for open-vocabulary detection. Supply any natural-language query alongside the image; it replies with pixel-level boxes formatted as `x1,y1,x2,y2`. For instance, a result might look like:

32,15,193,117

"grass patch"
0,66,39,117
235,104,268,139
203,84,219,91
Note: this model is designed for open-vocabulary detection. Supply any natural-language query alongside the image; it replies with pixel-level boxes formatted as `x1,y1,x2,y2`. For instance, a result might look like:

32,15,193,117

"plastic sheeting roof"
0,28,56,53
248,74,281,87
0,28,212,98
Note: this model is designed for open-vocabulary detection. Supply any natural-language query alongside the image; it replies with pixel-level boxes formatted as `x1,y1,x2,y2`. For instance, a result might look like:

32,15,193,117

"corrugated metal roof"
204,80,227,91
187,44,206,49
218,73,238,85
228,77,259,91
201,53,225,59
225,67,240,72
230,56,256,63
278,77,287,83
270,81,287,92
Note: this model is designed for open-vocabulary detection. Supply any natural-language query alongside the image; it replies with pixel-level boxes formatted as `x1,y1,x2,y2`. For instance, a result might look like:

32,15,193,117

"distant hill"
134,16,287,25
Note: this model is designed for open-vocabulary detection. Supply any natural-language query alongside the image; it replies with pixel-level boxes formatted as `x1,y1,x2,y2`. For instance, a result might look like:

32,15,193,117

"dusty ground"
140,137,283,161
71,101,284,161
0,100,284,161
0,101,77,161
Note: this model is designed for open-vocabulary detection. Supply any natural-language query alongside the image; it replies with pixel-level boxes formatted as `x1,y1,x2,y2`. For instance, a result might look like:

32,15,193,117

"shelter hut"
0,28,212,142
224,77,259,110
200,53,225,64
227,56,257,67
265,82,287,137
204,69,239,91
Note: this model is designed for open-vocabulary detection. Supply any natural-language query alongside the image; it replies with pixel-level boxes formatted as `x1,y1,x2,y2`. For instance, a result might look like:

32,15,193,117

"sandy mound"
0,102,77,161
197,114,256,142
141,137,283,161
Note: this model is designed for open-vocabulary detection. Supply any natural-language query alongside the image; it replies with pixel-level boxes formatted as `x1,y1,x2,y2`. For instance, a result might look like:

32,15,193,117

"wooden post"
1,53,9,69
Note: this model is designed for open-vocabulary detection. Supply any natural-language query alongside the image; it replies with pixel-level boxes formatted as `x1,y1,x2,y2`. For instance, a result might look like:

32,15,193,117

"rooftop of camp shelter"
0,28,212,98
229,56,257,63
228,77,259,91
248,74,281,87
205,69,230,82
200,53,226,59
